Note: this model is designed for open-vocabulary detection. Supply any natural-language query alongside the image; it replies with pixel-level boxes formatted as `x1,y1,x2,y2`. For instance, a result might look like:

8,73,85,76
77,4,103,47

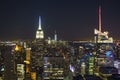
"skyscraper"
54,31,57,41
36,16,44,39
94,5,113,43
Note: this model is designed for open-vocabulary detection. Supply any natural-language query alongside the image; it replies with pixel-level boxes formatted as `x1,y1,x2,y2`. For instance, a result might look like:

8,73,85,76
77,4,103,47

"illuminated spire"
54,30,57,41
36,16,44,39
99,5,102,33
38,16,42,30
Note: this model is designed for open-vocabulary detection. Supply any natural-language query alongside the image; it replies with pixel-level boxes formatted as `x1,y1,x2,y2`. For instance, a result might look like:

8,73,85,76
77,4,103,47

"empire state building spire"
38,16,42,30
36,16,44,39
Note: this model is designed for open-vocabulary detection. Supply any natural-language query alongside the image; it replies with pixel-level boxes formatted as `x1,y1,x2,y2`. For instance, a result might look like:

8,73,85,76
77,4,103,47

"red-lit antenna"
99,5,102,33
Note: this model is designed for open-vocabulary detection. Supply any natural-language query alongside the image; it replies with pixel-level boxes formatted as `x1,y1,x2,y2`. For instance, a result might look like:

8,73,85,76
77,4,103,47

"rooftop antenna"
99,5,102,33
38,16,42,30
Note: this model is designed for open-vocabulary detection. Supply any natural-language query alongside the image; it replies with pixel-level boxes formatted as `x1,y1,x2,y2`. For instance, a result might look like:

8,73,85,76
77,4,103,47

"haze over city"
0,0,120,40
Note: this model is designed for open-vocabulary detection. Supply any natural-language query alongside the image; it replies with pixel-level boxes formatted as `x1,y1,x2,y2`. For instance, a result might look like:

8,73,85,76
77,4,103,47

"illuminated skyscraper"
94,5,113,43
54,31,57,41
36,16,44,39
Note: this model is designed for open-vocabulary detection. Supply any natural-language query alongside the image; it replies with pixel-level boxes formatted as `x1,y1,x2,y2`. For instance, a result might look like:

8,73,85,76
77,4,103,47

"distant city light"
70,64,75,72
1,67,4,71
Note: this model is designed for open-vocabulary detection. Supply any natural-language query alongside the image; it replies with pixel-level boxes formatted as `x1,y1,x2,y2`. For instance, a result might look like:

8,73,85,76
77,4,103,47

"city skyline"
0,0,120,40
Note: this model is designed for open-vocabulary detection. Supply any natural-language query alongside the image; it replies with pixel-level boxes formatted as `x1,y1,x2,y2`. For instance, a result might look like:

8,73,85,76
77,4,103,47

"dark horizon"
0,0,120,41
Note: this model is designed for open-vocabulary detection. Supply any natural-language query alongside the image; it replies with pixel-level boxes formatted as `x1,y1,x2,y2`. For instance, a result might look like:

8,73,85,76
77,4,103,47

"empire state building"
36,16,44,39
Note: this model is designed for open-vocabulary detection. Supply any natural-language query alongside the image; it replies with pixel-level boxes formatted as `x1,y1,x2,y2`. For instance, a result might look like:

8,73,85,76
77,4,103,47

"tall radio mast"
99,5,102,33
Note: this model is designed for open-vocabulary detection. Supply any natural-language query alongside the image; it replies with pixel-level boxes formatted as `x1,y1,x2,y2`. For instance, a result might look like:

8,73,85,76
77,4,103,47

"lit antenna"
38,16,42,30
99,5,102,33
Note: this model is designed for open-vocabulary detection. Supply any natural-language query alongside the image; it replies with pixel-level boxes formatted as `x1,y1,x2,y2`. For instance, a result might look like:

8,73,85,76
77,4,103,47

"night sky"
0,0,120,41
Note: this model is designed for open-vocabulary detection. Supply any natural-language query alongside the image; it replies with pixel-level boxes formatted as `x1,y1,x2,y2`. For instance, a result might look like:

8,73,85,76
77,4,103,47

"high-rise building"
43,57,64,80
54,31,57,41
0,46,17,80
36,16,44,39
94,5,113,43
